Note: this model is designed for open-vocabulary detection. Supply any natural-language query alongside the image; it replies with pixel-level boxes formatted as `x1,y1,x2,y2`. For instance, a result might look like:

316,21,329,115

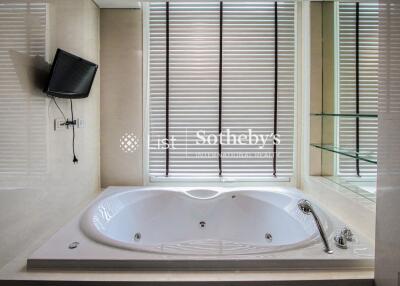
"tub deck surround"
27,187,374,271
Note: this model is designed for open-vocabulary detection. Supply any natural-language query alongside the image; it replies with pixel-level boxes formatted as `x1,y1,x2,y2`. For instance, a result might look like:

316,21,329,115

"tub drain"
68,241,79,249
265,233,272,242
133,232,141,241
199,221,206,228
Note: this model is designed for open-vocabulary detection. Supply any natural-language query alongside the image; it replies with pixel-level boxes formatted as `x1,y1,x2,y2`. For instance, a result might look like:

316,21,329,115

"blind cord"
273,1,278,177
355,2,360,176
218,1,223,177
165,1,170,176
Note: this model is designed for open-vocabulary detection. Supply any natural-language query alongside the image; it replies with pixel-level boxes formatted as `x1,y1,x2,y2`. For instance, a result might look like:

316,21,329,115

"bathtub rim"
79,186,335,256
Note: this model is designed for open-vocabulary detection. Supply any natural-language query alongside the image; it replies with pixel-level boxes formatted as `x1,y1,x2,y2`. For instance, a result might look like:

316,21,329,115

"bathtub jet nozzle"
298,199,333,254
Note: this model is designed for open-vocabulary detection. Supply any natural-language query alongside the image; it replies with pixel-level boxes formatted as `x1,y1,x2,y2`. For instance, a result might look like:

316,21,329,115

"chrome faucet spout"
298,199,333,254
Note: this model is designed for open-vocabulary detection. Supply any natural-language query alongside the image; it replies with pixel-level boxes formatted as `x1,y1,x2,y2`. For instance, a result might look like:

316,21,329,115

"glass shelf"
310,144,377,164
310,113,378,118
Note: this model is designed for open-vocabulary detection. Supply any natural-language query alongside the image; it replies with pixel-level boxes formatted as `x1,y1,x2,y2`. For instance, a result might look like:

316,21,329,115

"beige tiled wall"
375,0,400,285
309,2,335,176
0,0,100,268
310,2,323,176
100,9,143,187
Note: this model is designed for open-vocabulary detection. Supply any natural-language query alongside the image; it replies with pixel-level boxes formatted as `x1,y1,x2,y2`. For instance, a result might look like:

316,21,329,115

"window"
309,1,379,202
147,1,296,181
337,2,379,177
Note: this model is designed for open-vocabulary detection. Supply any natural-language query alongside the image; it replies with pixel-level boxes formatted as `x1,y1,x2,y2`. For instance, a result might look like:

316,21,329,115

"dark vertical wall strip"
218,1,223,176
273,1,278,177
355,2,360,176
165,1,170,176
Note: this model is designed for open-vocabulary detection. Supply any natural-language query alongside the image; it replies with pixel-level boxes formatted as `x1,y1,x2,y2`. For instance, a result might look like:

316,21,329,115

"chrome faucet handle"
334,234,348,249
341,227,353,241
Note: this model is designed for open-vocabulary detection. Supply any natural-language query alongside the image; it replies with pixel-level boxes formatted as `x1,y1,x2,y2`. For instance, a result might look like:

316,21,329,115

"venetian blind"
0,3,47,176
338,2,379,177
148,1,295,180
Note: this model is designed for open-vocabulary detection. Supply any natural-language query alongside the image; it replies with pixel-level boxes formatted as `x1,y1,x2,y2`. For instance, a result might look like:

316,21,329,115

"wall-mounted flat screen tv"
44,49,98,99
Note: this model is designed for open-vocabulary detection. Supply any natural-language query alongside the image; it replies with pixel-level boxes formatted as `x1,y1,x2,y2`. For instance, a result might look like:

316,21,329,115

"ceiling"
93,0,141,8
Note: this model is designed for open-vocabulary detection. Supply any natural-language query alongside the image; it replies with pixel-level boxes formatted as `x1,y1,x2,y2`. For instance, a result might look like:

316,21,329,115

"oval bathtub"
80,188,333,256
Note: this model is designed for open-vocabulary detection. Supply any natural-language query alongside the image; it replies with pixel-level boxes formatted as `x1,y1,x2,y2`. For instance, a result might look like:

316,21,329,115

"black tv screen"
44,49,98,99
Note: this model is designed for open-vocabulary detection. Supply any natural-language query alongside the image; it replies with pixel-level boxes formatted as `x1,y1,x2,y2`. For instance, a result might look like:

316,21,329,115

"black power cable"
70,99,78,164
51,96,79,164
52,96,66,121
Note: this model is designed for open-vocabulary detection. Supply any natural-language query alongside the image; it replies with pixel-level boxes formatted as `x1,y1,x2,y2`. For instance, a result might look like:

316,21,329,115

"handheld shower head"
298,199,312,214
297,199,333,254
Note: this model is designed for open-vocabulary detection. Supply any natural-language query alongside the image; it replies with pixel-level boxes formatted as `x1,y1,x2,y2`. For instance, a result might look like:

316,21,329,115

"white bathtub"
28,187,374,270
80,188,331,256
